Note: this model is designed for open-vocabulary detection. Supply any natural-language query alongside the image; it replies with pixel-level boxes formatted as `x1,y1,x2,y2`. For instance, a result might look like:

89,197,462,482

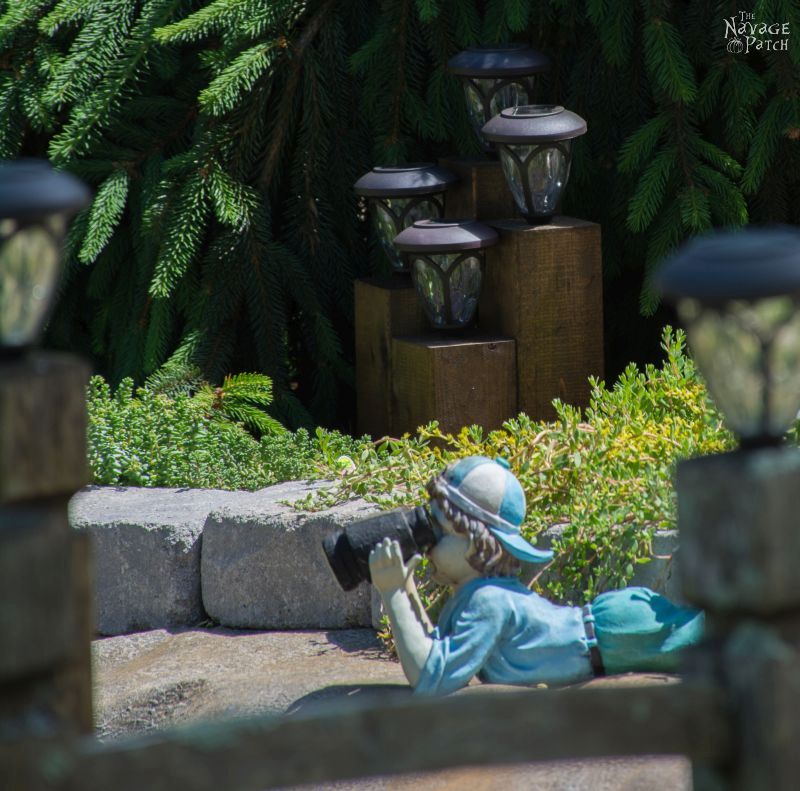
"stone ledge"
70,486,236,635
201,493,378,629
71,484,681,636
69,481,379,635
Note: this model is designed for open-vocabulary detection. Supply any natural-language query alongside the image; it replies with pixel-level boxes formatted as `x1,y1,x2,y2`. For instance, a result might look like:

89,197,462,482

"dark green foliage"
87,371,368,488
2,0,798,426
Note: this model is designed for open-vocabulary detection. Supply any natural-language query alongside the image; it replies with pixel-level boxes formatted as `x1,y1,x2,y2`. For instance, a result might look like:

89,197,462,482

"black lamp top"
0,159,90,220
481,105,587,144
447,44,552,78
354,164,458,198
656,227,800,305
393,219,499,253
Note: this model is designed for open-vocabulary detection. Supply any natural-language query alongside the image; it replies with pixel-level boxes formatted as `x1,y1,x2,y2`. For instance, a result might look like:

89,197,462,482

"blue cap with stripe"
439,456,553,564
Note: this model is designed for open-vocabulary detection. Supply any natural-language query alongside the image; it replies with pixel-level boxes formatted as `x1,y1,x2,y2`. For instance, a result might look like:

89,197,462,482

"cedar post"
390,334,517,437
480,217,604,420
0,353,93,735
677,447,800,789
355,276,427,438
439,156,517,221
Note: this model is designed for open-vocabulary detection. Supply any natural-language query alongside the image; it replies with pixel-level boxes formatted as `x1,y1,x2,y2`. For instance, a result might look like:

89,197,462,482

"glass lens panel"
373,199,406,270
449,255,482,326
498,147,527,216
413,256,448,328
526,141,571,217
680,296,800,440
463,78,530,148
489,81,529,118
373,197,444,271
760,299,800,436
0,215,64,347
403,197,442,226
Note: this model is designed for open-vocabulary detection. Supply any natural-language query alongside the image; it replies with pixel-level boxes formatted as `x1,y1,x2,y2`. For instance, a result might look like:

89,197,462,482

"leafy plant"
87,372,366,489
296,328,736,604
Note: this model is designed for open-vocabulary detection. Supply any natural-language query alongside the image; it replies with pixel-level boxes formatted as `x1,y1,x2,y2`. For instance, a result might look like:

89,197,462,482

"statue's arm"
369,538,433,687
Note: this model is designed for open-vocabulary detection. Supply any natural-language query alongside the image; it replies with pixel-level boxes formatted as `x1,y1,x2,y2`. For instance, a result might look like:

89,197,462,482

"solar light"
393,219,498,330
656,227,800,448
354,164,458,274
447,44,552,152
0,159,90,356
481,105,586,224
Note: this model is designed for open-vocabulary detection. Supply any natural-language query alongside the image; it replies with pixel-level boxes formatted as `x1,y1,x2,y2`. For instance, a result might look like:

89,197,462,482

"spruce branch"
643,18,697,103
79,168,130,264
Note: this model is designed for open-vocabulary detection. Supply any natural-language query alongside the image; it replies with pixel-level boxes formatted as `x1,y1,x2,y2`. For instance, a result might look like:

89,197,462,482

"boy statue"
368,456,704,696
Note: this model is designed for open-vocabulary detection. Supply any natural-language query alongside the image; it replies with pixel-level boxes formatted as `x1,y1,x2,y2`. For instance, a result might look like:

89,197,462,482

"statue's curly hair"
426,474,520,578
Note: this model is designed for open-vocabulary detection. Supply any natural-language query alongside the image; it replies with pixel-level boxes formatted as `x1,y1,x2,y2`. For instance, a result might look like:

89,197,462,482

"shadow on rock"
286,684,411,717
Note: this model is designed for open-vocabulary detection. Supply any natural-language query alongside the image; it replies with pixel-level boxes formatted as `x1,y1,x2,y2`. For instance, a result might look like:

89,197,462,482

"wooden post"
390,334,516,437
480,217,604,420
677,447,800,789
0,353,92,735
355,276,427,438
439,156,517,221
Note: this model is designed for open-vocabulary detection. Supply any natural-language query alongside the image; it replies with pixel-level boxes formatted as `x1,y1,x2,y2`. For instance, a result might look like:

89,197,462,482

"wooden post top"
488,216,601,233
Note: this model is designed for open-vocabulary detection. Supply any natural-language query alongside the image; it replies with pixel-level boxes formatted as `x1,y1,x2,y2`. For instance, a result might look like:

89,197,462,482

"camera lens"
322,506,437,591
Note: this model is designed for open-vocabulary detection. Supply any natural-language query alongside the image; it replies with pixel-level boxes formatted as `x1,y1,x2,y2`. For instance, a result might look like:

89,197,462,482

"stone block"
70,486,239,634
202,491,379,629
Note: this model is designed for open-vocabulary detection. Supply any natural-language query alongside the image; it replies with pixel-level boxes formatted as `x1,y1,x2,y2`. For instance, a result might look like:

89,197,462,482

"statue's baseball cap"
438,456,553,563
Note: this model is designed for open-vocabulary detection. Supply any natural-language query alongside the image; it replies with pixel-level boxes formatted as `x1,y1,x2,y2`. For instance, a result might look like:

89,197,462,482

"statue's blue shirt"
414,577,593,696
414,578,704,696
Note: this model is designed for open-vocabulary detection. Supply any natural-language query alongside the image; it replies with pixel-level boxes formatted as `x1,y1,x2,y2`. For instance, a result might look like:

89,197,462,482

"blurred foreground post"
0,353,92,735
658,228,800,790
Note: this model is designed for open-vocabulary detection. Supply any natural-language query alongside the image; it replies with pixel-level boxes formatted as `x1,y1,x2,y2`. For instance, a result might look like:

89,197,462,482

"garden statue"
368,456,704,696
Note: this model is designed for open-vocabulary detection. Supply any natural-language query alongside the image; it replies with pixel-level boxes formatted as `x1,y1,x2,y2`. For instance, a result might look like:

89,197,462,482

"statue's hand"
368,537,421,594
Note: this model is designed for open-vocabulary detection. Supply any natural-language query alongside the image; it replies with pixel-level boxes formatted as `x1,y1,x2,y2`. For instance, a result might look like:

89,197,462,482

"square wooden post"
439,156,517,221
390,334,517,437
355,276,427,438
677,448,800,790
0,353,92,734
479,217,604,420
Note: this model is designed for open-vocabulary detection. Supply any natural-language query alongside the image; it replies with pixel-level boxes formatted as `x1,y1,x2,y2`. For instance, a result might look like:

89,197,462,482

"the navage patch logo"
724,10,790,54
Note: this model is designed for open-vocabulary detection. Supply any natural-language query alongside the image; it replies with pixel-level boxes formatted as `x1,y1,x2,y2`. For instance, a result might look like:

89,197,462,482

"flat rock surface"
93,628,690,790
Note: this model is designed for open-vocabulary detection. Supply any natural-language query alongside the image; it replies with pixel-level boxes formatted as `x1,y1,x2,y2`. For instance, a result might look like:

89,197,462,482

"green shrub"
296,328,736,604
87,374,366,489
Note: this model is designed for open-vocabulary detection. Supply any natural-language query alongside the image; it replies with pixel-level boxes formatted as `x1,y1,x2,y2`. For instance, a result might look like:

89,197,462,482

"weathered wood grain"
0,501,74,682
14,682,728,791
480,217,604,421
391,334,517,436
0,353,90,504
677,447,800,613
439,156,517,221
355,277,427,438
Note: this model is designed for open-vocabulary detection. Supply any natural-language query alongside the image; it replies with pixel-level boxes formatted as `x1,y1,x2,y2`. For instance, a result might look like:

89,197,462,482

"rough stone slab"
202,492,379,629
90,627,689,790
70,486,240,635
92,627,402,739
